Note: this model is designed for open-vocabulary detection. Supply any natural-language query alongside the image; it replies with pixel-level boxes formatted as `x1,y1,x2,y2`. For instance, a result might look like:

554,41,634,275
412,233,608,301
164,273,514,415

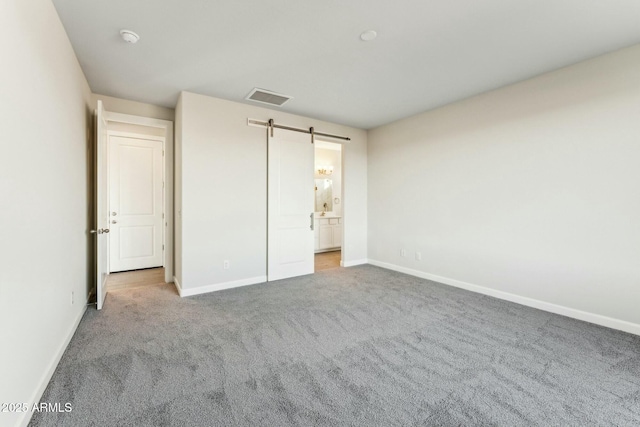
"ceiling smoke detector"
120,30,140,44
360,30,377,41
245,88,292,107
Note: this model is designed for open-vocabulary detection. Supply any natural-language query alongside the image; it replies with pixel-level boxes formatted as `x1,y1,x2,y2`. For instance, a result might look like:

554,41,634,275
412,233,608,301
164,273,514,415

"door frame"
106,130,166,274
313,138,345,263
102,110,174,283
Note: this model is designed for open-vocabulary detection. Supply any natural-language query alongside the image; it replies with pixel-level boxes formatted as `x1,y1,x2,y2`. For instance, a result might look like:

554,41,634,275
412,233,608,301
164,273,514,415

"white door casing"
102,110,173,284
95,101,109,310
108,134,164,272
268,130,315,281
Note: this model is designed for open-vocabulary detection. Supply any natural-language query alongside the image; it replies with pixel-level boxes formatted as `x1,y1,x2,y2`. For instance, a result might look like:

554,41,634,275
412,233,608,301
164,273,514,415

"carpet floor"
31,265,640,426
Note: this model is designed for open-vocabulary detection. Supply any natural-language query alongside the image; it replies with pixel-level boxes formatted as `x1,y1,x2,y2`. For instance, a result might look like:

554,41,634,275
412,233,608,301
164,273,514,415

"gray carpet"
31,265,640,426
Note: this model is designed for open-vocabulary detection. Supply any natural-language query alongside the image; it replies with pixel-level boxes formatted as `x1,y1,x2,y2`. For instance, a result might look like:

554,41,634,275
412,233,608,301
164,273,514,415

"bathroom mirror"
315,179,333,212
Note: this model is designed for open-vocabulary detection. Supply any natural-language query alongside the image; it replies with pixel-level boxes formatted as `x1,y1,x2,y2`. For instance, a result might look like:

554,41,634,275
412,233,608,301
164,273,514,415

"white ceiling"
52,0,640,129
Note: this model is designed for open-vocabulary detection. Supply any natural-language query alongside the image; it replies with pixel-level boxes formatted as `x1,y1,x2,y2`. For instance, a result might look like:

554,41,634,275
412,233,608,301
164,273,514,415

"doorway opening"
94,101,174,309
314,140,342,271
265,124,347,282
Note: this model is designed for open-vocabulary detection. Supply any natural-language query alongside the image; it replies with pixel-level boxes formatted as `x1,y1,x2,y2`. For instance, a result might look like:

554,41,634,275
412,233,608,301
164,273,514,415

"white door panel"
95,101,109,310
119,226,155,258
109,135,163,272
279,228,308,264
268,130,314,281
319,225,333,249
118,145,155,215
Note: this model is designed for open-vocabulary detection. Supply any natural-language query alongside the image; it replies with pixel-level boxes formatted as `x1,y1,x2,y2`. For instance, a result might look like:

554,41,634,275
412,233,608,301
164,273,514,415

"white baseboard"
18,304,87,427
341,259,369,267
367,259,640,336
178,276,267,297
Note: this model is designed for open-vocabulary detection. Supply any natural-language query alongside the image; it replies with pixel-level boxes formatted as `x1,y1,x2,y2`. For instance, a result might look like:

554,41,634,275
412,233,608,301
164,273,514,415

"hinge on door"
163,244,165,250
163,150,165,156
162,213,165,219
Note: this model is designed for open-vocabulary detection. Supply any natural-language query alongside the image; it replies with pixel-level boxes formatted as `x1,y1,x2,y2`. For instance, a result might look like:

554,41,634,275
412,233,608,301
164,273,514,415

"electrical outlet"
223,260,230,269
400,249,406,257
415,252,422,261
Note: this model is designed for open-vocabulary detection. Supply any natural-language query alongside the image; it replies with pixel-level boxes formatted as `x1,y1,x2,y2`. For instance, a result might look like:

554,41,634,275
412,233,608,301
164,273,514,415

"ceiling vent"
245,88,292,107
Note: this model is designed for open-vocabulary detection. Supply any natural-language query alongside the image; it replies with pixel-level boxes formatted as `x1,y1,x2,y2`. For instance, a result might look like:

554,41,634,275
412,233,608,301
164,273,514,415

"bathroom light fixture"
317,166,333,175
120,30,140,44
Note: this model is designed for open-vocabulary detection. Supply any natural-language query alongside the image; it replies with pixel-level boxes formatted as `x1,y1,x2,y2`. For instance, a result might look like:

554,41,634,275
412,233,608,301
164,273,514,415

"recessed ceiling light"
120,30,140,44
360,30,377,41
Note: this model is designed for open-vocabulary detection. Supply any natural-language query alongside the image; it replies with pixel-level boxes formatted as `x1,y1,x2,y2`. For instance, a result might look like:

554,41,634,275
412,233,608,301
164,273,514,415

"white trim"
18,305,87,427
100,107,174,284
367,259,640,337
173,275,182,296
105,111,171,129
107,130,164,142
178,276,267,297
342,258,368,267
247,117,264,129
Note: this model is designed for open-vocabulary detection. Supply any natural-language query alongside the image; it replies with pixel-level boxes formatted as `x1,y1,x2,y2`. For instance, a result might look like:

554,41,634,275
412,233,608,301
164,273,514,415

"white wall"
314,146,342,215
176,92,367,293
0,1,92,426
368,44,640,333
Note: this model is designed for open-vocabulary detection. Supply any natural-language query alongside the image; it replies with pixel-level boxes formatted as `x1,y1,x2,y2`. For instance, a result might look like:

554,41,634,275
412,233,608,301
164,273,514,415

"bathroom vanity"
314,215,342,252
314,176,341,252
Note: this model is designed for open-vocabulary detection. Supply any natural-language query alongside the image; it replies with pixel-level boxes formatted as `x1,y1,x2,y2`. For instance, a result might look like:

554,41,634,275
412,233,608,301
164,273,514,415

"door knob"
112,220,117,224
111,212,117,216
90,228,110,234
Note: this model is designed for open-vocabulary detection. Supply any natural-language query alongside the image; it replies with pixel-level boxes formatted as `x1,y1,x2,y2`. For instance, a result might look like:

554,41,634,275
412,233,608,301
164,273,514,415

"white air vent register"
245,88,292,107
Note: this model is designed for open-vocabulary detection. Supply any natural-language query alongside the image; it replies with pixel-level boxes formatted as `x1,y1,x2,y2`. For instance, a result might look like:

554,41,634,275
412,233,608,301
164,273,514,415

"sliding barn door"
268,129,315,281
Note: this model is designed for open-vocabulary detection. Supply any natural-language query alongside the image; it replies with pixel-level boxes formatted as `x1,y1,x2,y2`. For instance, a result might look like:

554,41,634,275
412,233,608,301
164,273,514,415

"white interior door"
108,135,164,272
268,129,315,281
95,101,109,310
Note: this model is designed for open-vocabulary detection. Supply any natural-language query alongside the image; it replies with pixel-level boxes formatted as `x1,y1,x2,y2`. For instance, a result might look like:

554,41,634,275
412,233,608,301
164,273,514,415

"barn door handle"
310,213,314,231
